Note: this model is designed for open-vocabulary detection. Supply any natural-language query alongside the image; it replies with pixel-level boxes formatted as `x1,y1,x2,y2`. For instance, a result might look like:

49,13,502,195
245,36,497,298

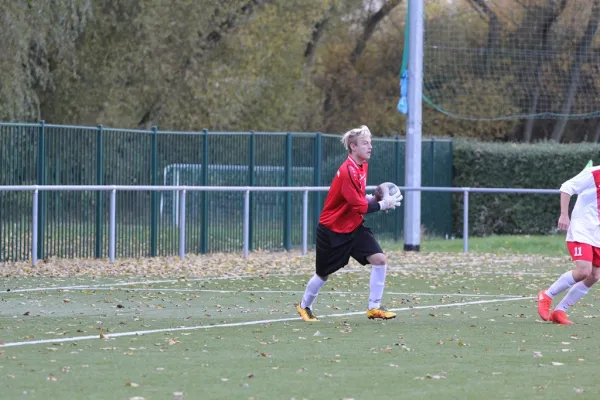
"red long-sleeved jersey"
319,156,369,233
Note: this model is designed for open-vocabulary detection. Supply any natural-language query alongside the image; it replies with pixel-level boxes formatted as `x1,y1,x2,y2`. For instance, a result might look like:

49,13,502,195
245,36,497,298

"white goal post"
160,163,314,225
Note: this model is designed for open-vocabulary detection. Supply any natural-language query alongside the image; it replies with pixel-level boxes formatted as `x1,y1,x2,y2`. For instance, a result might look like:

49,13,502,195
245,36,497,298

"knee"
368,253,387,266
585,266,600,285
574,261,593,280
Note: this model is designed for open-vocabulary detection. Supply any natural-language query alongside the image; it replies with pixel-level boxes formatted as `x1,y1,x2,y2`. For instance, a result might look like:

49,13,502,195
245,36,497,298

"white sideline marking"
3,276,256,294
0,296,532,348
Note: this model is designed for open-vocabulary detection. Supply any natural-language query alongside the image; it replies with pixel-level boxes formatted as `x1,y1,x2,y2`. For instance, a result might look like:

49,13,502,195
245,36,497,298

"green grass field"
2,235,598,400
400,234,568,256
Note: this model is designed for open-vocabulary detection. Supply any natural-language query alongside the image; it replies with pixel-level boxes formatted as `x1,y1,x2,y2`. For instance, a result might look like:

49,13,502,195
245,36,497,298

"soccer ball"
374,182,399,201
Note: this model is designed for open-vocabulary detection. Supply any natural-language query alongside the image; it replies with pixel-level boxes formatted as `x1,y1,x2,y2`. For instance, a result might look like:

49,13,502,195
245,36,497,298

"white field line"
3,276,257,293
3,266,553,295
4,286,522,298
0,296,532,348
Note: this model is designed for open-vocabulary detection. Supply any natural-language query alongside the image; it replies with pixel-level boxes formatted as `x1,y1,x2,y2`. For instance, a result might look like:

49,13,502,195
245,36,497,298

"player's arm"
365,195,381,214
557,170,591,230
557,191,571,231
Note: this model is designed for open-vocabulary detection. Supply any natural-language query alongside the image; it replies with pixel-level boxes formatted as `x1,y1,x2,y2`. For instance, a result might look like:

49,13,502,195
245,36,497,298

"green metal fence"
0,122,453,261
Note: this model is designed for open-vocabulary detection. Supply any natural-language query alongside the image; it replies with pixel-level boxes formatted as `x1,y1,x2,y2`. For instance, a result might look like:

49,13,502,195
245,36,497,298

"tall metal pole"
403,0,424,251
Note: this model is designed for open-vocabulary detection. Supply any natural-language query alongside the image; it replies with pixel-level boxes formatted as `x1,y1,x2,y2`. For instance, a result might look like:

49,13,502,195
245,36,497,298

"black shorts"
315,223,383,277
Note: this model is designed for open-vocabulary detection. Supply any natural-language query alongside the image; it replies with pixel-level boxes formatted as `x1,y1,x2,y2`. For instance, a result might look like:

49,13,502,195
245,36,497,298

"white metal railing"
0,185,560,265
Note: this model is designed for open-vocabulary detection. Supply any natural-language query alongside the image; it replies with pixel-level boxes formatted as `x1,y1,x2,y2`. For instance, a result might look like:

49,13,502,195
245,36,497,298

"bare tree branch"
551,0,600,142
350,0,404,65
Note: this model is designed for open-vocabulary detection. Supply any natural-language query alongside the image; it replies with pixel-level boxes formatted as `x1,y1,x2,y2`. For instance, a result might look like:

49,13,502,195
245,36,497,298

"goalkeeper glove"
378,191,402,211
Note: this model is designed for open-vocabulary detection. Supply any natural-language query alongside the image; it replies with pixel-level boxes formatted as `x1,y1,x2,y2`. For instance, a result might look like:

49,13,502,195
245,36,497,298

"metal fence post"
32,189,39,266
430,138,436,184
302,190,308,255
37,120,46,260
394,136,401,241
109,188,116,263
463,189,469,253
313,133,322,245
284,133,292,251
243,190,250,258
150,126,158,257
248,132,255,252
179,188,186,260
201,129,209,254
95,125,104,258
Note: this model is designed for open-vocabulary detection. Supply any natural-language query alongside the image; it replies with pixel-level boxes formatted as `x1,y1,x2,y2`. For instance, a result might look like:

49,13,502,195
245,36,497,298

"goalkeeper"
296,125,402,322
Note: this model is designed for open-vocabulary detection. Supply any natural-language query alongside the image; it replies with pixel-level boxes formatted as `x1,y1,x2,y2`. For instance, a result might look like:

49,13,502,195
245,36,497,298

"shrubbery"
452,140,600,236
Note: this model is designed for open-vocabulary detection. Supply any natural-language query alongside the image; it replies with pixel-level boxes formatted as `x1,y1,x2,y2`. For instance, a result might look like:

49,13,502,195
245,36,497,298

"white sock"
368,264,387,310
300,274,326,309
555,281,590,312
546,271,576,298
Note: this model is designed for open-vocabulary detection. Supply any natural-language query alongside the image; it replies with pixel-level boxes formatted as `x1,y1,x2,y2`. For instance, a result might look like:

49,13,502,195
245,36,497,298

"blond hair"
340,125,371,152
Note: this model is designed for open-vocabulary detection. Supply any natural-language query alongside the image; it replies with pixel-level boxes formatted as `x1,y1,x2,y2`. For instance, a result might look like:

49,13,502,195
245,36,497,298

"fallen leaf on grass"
125,382,140,387
414,374,446,380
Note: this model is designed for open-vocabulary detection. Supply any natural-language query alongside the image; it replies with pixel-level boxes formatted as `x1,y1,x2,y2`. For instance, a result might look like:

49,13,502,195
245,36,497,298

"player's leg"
365,252,396,319
298,272,327,321
297,225,350,321
351,225,396,320
550,247,600,324
538,242,592,321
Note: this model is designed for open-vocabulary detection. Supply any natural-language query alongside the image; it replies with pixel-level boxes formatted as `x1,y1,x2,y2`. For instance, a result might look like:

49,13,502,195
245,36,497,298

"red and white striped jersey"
560,166,600,246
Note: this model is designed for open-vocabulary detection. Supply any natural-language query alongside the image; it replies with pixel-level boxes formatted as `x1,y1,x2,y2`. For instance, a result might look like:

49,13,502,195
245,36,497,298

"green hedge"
452,140,600,236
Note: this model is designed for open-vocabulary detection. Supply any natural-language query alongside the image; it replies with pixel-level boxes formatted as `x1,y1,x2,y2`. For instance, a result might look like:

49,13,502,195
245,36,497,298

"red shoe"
537,290,552,321
549,310,573,325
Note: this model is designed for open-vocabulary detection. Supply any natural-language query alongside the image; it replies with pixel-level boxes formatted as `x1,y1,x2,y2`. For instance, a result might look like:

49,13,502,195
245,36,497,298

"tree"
521,0,567,142
551,0,600,142
0,0,91,121
468,0,502,77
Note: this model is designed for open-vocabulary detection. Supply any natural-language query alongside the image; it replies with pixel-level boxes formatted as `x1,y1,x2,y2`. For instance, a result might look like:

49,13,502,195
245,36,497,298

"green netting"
403,0,600,121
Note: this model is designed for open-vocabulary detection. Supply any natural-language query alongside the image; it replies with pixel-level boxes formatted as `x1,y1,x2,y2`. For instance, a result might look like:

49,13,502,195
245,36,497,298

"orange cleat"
549,310,573,325
366,306,396,320
296,303,319,321
537,290,552,321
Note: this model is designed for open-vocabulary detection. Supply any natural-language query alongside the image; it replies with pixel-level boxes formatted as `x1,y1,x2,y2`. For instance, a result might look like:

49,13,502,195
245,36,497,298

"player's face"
352,137,372,162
